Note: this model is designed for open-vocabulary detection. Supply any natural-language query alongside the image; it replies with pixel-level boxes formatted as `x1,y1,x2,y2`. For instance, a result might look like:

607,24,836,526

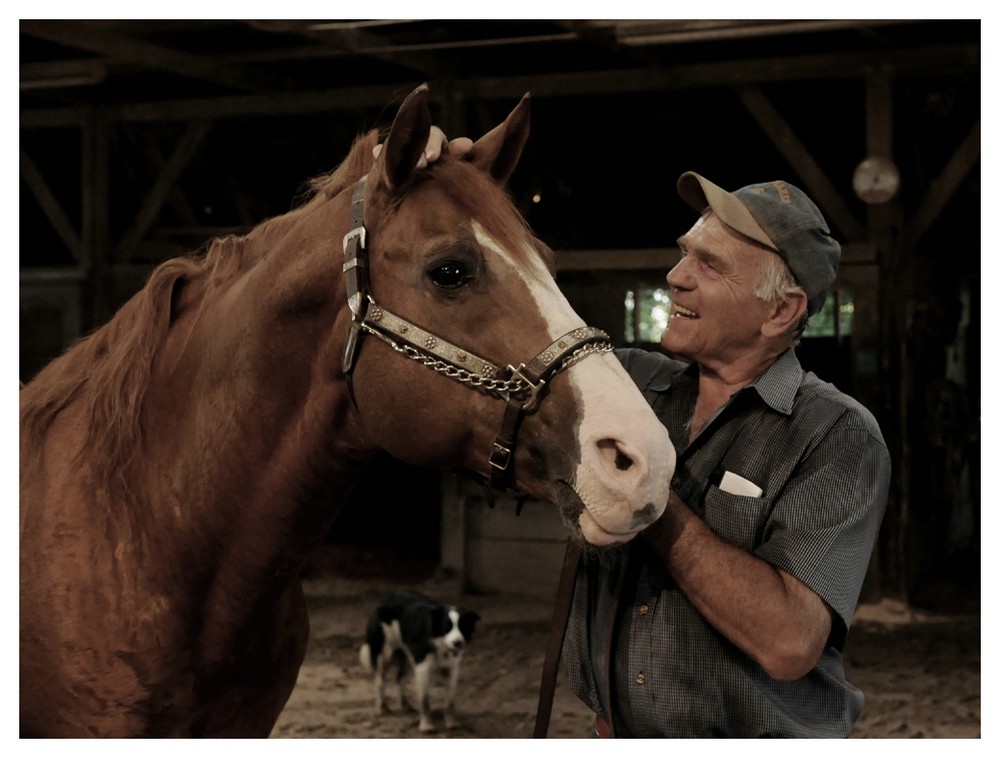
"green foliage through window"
625,288,671,343
802,292,854,338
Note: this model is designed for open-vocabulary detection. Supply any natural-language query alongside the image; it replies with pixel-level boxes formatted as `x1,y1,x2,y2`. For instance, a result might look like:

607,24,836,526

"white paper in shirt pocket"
719,470,763,498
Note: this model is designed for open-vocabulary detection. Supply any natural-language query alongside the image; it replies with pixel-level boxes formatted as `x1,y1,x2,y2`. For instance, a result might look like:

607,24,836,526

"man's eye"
428,261,471,289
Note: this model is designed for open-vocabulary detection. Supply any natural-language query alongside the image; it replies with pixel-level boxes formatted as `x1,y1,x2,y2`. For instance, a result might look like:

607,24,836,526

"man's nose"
666,259,691,290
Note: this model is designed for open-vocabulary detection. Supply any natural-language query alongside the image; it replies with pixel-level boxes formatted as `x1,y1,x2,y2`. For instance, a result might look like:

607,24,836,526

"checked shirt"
562,348,890,737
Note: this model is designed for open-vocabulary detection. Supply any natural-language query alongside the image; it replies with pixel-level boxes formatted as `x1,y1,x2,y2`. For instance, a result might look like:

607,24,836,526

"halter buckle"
342,225,366,254
507,363,547,413
489,441,513,472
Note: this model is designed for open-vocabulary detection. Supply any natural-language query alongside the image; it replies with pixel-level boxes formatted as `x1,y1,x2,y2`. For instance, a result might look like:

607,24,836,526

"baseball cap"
677,171,841,316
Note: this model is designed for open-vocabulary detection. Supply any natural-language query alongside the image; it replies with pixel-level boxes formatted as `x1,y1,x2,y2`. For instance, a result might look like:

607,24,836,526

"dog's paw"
418,718,437,733
444,714,462,730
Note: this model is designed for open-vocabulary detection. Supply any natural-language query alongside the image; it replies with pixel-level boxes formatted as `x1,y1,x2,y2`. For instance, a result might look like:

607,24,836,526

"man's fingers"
369,130,474,166
422,126,449,165
446,137,474,158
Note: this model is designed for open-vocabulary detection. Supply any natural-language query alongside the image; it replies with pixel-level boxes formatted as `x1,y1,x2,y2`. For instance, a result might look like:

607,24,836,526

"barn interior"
19,19,981,610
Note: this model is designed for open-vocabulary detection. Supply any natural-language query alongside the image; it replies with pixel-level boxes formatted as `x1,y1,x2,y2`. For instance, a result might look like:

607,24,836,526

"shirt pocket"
702,485,771,551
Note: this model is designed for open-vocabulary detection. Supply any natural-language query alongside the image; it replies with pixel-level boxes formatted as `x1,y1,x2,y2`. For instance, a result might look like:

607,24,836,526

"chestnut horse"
19,85,675,737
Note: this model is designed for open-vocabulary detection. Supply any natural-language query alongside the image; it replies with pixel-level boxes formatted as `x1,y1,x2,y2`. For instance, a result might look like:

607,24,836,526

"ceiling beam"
20,19,276,94
737,83,866,242
21,43,979,129
20,147,83,261
115,120,214,263
247,20,456,80
903,120,981,252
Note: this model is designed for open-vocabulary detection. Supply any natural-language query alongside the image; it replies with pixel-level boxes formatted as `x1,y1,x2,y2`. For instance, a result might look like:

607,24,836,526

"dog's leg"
412,658,436,733
373,652,389,715
443,657,462,729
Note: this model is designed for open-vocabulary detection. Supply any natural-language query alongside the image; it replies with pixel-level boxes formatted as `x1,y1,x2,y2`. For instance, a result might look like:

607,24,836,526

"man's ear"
762,290,808,338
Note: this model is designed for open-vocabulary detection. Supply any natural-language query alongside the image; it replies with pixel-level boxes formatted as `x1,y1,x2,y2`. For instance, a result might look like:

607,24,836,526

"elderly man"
564,172,890,737
409,131,890,737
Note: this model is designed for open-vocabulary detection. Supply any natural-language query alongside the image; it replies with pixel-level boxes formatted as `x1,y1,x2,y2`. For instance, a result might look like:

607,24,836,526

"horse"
19,84,676,737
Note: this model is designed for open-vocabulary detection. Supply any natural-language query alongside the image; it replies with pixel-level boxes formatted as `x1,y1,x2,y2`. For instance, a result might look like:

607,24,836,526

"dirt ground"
271,547,981,740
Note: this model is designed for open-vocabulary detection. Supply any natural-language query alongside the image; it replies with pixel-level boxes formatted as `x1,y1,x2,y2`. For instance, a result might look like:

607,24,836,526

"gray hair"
754,254,810,344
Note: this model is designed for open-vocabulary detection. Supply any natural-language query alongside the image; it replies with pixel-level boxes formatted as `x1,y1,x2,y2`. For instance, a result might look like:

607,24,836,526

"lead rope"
533,539,582,738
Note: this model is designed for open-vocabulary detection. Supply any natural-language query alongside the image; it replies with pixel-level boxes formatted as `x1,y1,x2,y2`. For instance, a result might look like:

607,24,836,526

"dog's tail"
359,642,373,672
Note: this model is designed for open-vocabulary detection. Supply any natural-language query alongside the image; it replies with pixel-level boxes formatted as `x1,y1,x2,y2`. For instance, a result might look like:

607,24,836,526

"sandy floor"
271,549,981,740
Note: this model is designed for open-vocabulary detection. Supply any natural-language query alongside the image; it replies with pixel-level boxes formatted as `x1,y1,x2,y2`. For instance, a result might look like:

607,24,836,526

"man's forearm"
641,491,832,680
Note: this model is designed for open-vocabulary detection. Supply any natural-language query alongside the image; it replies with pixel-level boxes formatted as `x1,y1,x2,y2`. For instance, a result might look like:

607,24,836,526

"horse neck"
135,190,377,567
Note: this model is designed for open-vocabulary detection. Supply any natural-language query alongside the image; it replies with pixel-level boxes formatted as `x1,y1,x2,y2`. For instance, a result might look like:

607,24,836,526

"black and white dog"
359,589,480,732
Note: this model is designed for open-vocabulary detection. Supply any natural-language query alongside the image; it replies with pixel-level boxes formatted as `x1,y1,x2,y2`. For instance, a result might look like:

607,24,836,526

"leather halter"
341,175,613,489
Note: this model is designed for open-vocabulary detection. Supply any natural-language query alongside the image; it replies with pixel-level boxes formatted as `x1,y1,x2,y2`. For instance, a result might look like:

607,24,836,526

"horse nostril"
598,439,636,472
615,449,634,471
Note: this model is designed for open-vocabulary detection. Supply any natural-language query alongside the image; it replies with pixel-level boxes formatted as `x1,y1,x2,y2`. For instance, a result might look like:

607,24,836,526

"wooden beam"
20,20,274,94
21,59,106,89
265,21,457,80
737,83,866,242
123,125,201,228
115,120,213,263
556,248,679,272
19,147,83,262
903,120,981,252
81,108,112,325
20,43,979,129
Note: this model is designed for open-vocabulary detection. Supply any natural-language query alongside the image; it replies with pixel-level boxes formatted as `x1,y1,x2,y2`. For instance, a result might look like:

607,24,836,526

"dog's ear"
460,611,480,639
430,607,450,636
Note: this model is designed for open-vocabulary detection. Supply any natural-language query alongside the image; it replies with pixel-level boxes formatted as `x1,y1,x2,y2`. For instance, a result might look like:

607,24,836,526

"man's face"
660,212,776,370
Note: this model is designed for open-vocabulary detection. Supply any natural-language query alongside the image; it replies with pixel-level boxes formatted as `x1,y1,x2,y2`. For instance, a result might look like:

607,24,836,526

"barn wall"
441,475,567,599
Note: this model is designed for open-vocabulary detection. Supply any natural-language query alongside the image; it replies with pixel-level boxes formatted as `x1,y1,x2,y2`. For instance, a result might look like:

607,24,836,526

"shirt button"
635,674,646,685
638,604,649,615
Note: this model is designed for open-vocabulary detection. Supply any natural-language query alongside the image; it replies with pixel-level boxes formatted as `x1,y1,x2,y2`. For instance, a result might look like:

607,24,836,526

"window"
625,287,671,344
802,291,854,339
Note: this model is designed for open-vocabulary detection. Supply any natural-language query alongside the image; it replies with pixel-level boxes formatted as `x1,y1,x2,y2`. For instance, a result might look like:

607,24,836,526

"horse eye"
428,261,471,290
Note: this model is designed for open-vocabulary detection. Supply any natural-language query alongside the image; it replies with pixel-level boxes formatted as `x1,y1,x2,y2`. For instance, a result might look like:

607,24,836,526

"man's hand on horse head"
372,126,474,167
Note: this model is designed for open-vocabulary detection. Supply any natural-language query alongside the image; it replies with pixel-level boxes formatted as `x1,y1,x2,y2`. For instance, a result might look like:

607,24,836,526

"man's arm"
642,491,834,681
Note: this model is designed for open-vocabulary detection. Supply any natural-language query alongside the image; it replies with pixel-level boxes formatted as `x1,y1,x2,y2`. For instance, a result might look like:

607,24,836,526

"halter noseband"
341,175,613,489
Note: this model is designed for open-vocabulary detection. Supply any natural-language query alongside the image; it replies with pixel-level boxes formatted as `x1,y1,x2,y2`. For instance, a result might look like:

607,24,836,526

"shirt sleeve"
753,415,891,628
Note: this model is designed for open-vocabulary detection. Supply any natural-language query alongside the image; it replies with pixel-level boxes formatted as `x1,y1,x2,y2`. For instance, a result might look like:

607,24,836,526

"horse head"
342,85,676,546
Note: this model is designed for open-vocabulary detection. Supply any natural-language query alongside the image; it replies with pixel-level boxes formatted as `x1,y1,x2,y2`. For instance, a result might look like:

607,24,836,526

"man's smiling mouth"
672,304,699,319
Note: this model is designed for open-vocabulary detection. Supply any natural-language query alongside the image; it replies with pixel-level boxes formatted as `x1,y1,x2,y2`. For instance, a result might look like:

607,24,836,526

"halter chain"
341,174,613,489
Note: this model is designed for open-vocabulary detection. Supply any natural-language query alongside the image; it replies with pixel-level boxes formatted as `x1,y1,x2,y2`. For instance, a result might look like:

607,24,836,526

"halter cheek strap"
342,177,370,384
341,175,613,490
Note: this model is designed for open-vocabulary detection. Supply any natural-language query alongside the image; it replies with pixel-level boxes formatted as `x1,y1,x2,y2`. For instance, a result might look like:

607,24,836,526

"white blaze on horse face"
571,352,675,545
473,224,675,546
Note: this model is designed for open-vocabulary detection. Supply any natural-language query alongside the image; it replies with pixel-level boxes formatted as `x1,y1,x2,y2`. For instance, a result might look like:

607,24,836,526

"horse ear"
465,92,531,184
373,83,432,193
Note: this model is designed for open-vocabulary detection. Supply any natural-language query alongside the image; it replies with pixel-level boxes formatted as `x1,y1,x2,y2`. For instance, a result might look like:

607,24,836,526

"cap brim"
677,172,777,252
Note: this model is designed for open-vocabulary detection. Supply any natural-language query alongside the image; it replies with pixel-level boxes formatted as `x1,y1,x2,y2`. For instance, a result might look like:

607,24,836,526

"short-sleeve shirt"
562,348,890,737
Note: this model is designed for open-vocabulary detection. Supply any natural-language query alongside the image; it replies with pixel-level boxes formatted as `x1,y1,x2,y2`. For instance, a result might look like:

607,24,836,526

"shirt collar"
744,348,803,415
649,349,803,416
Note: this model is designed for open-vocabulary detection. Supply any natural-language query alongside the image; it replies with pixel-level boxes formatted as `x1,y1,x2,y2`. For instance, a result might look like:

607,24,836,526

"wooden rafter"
736,83,866,242
115,120,214,263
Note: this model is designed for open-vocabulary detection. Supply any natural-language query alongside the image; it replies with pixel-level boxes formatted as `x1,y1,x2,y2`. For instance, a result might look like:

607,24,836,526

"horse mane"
21,131,383,498
307,129,379,203
19,255,205,497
